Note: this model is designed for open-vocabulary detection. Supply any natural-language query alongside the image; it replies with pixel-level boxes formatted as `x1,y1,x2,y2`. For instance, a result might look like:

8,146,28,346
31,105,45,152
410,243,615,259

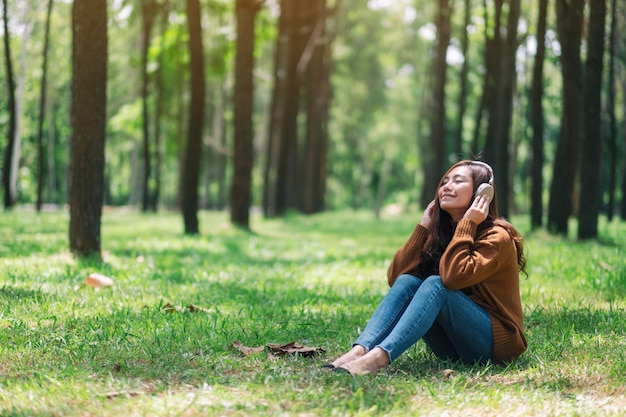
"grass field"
1,208,626,416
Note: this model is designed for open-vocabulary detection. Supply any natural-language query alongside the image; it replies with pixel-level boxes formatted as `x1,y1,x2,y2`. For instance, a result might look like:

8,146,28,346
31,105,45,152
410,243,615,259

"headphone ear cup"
476,183,494,203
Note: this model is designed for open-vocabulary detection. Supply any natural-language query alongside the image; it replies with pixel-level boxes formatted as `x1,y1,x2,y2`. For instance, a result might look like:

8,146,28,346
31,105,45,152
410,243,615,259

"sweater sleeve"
386,223,429,286
439,218,512,290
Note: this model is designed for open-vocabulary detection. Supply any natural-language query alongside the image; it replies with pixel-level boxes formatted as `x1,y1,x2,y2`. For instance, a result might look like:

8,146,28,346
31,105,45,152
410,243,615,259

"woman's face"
438,165,474,221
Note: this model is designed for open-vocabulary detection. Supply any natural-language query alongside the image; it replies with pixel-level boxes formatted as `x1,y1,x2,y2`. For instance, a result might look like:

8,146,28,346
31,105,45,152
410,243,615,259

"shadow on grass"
0,285,55,304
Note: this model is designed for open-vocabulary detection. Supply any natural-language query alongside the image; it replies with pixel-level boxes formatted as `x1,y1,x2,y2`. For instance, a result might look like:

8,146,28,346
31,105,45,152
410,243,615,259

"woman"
325,160,528,375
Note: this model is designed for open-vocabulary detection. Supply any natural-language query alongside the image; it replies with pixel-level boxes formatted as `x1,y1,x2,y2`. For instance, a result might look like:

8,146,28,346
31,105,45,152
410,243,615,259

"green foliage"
1,209,626,415
1,0,625,222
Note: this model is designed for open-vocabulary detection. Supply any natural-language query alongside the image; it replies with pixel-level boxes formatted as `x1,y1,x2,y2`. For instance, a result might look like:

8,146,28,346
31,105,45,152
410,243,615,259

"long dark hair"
416,160,527,278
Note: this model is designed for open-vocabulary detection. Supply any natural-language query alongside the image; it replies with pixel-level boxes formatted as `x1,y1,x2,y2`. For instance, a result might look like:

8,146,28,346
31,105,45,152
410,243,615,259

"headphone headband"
468,161,494,185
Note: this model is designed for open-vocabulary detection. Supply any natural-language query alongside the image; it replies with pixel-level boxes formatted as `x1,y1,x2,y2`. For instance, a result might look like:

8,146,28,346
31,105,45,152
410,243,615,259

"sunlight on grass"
1,208,626,416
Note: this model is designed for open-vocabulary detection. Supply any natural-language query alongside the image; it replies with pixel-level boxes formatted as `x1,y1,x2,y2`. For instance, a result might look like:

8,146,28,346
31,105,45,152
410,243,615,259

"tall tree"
421,0,452,208
152,0,170,211
275,0,307,215
530,0,548,229
548,0,584,235
231,0,262,228
182,0,206,234
578,0,606,239
69,0,108,256
605,0,617,221
454,0,471,157
483,0,520,217
2,0,17,209
300,0,330,214
36,0,55,212
140,0,157,212
263,0,290,217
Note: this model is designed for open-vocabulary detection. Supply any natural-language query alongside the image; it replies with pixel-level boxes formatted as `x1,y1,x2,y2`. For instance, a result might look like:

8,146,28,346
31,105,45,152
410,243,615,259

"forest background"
1,0,626,255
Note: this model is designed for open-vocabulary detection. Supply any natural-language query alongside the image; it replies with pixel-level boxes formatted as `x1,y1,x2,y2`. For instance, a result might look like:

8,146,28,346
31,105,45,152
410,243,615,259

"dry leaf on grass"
84,273,114,288
266,341,325,357
232,340,325,358
443,369,456,379
233,340,265,356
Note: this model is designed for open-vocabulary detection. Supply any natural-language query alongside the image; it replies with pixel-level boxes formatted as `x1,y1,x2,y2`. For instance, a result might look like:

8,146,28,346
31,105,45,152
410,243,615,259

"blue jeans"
353,274,493,364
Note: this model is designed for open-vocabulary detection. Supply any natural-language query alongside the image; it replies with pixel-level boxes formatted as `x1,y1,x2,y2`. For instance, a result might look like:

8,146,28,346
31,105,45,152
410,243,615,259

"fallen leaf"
266,341,325,357
443,369,456,379
233,340,265,356
84,273,114,288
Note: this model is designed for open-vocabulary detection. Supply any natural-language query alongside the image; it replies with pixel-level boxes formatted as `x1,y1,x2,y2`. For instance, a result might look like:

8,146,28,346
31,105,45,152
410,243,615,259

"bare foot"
337,347,390,375
329,345,367,368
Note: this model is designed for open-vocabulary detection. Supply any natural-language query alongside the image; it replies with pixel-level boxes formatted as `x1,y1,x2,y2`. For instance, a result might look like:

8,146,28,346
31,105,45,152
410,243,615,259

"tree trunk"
2,0,17,210
152,0,170,212
141,0,157,212
421,0,451,208
483,0,520,218
182,0,206,234
577,0,606,240
275,0,306,215
454,0,471,157
301,0,328,214
36,0,54,212
231,0,262,228
548,0,584,235
69,0,108,256
530,0,548,229
262,0,289,217
605,0,617,221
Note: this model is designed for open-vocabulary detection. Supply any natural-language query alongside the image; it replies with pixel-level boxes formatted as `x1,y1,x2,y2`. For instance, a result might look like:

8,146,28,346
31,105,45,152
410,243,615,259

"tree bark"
530,0,548,229
301,0,328,214
577,0,606,240
275,0,306,215
483,0,520,218
69,0,108,256
231,0,262,228
454,0,471,157
36,0,54,212
2,0,17,209
605,0,617,221
548,0,584,235
141,0,157,212
182,0,206,234
421,0,452,208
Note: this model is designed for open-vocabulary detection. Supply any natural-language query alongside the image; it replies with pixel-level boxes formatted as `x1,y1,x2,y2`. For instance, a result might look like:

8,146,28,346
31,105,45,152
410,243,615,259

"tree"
548,0,584,235
69,0,108,256
420,0,451,208
2,0,17,210
605,0,617,221
36,0,54,212
578,0,606,239
275,0,306,215
301,0,331,214
140,0,158,212
231,0,262,228
530,0,548,229
181,0,206,234
454,0,471,157
482,0,521,218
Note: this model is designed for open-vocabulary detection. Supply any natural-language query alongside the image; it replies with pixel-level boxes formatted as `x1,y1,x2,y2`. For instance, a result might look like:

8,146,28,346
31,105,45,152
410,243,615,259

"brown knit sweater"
386,218,527,364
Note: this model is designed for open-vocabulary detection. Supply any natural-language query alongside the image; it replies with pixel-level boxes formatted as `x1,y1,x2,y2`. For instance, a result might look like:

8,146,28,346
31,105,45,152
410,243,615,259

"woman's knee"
391,274,422,293
420,275,444,291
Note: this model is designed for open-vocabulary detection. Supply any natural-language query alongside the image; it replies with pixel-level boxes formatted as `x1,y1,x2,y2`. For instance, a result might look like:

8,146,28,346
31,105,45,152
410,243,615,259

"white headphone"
469,161,494,203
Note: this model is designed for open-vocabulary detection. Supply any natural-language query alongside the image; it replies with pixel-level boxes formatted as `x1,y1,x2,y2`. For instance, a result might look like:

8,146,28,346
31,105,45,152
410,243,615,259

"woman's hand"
463,194,489,224
420,200,437,227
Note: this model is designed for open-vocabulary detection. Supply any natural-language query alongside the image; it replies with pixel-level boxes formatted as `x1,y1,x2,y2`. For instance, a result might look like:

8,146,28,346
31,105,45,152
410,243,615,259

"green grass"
1,209,626,416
